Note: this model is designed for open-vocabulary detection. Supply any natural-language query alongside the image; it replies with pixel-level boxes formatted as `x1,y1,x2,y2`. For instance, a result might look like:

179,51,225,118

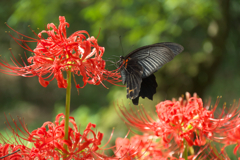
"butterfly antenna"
130,44,135,50
119,36,125,56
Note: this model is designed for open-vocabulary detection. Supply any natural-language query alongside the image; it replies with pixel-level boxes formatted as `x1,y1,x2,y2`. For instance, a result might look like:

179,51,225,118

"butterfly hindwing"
138,74,158,100
120,58,143,99
132,74,158,105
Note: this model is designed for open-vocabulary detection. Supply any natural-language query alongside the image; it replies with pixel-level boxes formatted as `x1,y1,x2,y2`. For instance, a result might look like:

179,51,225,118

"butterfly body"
118,42,184,105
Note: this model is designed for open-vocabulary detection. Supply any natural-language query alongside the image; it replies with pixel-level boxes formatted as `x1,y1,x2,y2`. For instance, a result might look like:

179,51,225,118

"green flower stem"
64,70,72,150
211,144,223,160
183,140,188,160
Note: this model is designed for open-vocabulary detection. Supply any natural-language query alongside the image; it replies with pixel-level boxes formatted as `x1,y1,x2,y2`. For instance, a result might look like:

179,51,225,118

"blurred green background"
0,0,239,158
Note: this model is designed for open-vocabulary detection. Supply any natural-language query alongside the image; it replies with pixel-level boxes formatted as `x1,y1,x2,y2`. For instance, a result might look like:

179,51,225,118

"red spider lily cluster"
1,94,240,159
0,16,121,88
114,135,230,160
116,92,240,159
0,113,113,159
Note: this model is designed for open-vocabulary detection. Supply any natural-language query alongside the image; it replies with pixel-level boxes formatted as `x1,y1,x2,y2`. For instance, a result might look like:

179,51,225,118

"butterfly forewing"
126,44,175,78
158,42,184,56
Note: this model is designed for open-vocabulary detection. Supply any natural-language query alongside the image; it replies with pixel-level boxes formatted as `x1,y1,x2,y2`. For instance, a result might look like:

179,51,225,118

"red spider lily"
0,16,121,88
221,119,240,155
114,134,200,160
0,113,115,159
114,134,165,160
193,144,230,160
0,144,28,159
116,92,240,149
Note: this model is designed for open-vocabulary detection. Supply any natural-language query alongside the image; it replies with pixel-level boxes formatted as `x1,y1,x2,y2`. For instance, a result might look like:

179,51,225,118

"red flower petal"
38,76,49,87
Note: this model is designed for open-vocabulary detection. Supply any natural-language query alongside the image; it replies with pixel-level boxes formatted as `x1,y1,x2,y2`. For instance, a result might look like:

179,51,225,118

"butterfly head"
116,55,125,66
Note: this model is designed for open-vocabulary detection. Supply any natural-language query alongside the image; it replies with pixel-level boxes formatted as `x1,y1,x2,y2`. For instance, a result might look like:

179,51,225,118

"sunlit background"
0,0,239,158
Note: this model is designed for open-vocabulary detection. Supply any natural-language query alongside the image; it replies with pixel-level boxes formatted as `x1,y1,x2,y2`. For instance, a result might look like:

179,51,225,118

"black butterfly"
117,42,184,105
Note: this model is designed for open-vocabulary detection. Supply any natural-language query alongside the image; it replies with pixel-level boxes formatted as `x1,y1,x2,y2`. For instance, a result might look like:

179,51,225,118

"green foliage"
0,0,239,158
